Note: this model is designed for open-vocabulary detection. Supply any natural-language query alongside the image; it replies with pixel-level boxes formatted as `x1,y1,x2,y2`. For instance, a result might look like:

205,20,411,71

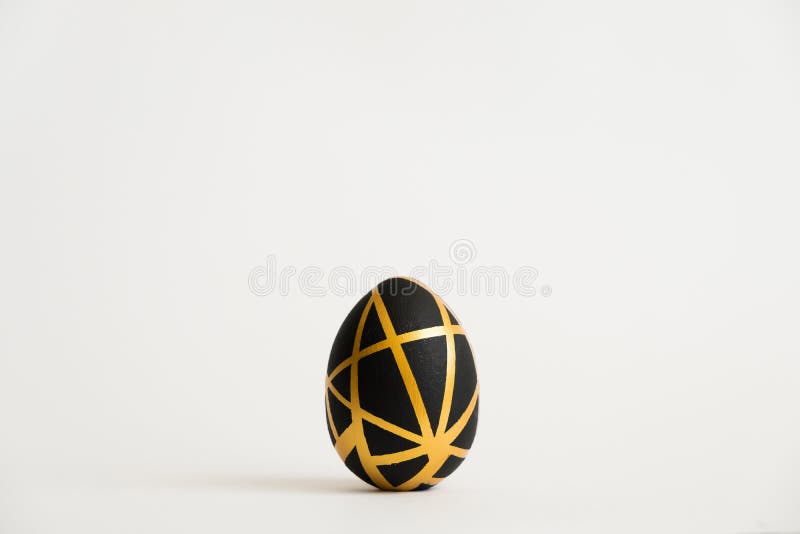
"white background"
1,1,798,532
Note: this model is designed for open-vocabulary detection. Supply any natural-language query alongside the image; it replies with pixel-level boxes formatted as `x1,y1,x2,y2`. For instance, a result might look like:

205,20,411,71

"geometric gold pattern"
325,278,479,490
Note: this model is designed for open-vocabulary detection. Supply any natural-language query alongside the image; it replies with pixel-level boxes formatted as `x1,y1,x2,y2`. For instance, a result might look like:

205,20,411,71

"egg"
325,277,479,491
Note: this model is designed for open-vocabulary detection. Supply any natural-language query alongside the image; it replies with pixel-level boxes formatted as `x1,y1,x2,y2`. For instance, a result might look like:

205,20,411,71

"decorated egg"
325,277,479,491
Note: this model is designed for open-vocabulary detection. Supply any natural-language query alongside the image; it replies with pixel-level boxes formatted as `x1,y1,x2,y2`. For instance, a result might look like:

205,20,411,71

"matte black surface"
358,347,422,435
446,307,459,325
330,368,350,400
327,292,371,374
377,455,429,487
450,398,479,450
403,336,448,432
328,390,352,436
326,419,336,446
433,455,465,479
363,420,418,455
359,305,386,350
376,278,443,335
344,448,377,488
446,334,478,430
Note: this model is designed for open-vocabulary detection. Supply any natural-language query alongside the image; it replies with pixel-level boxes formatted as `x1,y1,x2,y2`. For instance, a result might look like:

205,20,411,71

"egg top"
325,277,479,491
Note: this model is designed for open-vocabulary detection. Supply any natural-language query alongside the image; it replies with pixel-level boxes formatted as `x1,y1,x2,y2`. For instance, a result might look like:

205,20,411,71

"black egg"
325,277,479,491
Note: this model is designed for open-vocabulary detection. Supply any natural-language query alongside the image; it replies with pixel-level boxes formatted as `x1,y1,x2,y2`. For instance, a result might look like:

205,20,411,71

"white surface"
1,1,799,532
